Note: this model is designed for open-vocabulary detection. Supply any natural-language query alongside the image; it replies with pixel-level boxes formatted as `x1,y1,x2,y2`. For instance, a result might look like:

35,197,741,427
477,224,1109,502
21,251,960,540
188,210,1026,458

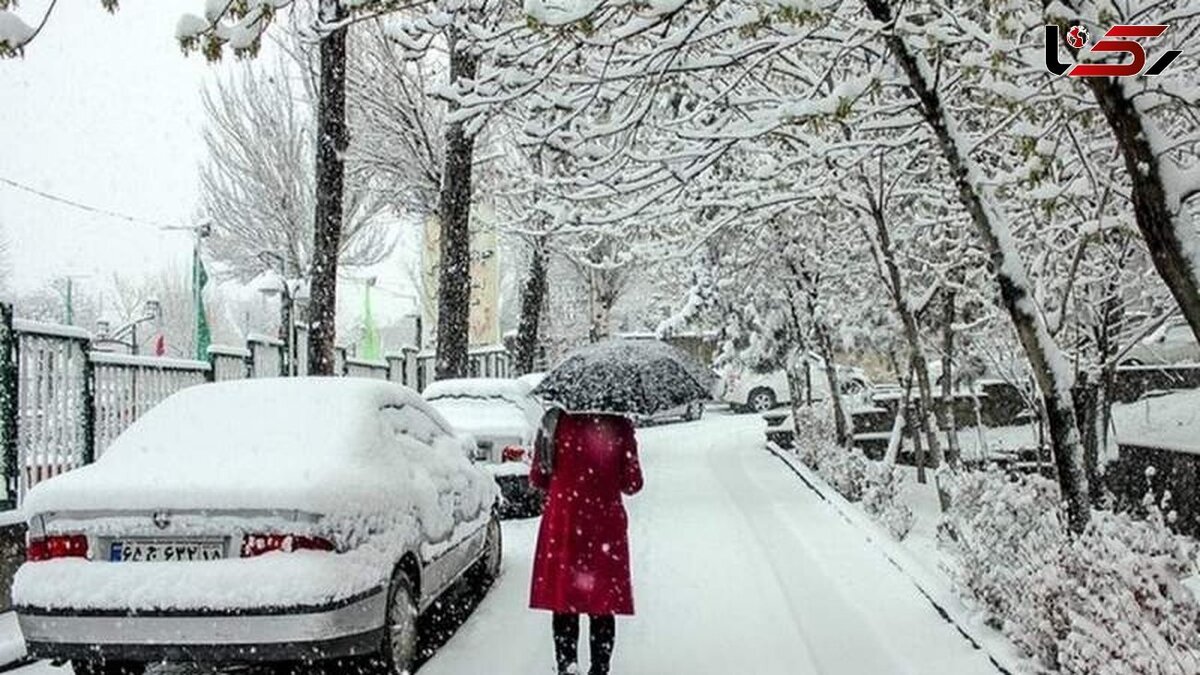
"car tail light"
241,534,335,558
27,534,89,562
502,445,527,462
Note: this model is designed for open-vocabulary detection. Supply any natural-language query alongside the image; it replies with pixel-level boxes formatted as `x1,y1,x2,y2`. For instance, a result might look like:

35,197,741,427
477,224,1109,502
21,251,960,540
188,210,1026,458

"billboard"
422,204,501,348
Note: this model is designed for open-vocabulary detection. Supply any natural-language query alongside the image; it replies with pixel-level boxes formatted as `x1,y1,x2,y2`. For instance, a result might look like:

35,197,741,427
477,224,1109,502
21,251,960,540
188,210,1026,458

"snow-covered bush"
939,470,1200,674
799,438,868,500
792,405,913,540
861,461,915,540
791,400,837,450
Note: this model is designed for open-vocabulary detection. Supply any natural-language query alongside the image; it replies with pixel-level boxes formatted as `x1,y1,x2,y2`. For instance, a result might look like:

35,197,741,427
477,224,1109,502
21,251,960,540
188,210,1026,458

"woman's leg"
588,615,616,675
553,613,581,674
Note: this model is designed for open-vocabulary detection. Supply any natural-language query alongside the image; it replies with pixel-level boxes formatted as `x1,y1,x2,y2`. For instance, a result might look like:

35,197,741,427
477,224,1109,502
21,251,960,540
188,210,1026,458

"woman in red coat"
530,410,643,675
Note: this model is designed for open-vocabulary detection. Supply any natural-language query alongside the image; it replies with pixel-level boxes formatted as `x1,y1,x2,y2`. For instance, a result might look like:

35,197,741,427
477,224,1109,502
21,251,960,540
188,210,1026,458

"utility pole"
162,221,213,360
65,278,73,325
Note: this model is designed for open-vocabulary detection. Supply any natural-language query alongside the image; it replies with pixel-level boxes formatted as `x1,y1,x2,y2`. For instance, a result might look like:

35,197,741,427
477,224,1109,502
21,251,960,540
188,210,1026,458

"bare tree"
200,55,391,282
347,22,445,216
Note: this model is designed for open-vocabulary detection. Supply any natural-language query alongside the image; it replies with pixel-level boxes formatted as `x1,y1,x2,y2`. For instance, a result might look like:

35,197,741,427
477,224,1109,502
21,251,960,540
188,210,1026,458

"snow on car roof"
22,378,467,516
428,397,534,441
423,377,532,401
115,377,446,456
517,372,547,390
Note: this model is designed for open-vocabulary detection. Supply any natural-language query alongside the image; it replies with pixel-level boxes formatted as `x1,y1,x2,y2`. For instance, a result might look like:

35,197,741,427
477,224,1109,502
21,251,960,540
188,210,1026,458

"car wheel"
381,572,419,675
748,388,777,413
71,661,145,675
478,515,503,584
1121,358,1145,367
842,379,866,396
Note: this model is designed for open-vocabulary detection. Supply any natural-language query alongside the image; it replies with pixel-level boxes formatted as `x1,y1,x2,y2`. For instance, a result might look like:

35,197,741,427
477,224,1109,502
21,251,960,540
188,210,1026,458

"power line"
0,175,176,229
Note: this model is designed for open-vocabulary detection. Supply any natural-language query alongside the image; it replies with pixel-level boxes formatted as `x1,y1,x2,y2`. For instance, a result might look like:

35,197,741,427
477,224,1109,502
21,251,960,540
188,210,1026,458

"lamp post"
257,251,296,376
95,299,162,355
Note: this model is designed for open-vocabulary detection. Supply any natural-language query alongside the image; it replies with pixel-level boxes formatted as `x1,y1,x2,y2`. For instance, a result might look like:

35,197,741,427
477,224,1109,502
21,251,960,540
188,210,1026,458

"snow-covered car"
516,371,546,391
720,357,872,413
1122,318,1200,366
423,378,544,518
634,399,707,426
14,378,501,675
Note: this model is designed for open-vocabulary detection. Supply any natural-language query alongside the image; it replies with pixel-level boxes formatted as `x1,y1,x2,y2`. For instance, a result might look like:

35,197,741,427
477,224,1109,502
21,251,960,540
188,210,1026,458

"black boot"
589,615,615,675
553,613,581,675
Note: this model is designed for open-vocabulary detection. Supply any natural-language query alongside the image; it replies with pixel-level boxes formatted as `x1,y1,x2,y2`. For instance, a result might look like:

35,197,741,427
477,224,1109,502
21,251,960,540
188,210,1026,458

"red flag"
154,334,166,357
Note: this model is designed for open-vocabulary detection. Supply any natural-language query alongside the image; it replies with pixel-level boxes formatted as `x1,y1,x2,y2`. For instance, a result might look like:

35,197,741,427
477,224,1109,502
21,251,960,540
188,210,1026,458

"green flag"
361,280,381,361
193,247,211,361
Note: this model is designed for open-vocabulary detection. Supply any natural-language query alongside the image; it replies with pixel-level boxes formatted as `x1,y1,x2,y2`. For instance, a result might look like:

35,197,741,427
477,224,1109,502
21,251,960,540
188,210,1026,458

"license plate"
110,540,225,562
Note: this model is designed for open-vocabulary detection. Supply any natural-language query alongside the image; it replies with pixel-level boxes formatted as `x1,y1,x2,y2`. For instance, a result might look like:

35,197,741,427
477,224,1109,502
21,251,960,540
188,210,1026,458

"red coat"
529,413,643,616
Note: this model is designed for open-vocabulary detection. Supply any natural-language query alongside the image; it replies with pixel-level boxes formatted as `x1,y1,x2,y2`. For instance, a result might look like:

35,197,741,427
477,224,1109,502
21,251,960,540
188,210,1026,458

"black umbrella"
532,339,712,415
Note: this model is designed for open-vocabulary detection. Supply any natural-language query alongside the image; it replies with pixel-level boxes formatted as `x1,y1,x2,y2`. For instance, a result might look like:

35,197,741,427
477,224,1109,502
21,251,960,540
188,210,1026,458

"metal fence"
90,353,210,459
0,304,512,508
9,319,91,505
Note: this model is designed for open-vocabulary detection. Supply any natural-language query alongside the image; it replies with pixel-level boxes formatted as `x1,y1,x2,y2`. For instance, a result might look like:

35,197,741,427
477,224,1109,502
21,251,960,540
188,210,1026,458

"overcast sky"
0,1,237,294
0,1,423,339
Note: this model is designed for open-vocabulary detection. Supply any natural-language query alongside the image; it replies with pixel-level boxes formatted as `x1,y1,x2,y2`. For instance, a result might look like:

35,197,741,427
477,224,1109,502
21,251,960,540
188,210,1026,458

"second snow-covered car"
719,356,872,413
1122,317,1200,366
423,378,545,518
13,378,501,675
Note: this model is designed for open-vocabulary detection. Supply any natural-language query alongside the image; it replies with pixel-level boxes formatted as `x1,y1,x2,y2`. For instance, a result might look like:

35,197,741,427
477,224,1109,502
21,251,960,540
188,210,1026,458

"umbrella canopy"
533,339,712,415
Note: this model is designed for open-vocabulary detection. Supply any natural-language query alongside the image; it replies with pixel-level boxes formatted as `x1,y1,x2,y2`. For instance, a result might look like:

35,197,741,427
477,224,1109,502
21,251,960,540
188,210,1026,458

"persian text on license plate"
110,540,225,562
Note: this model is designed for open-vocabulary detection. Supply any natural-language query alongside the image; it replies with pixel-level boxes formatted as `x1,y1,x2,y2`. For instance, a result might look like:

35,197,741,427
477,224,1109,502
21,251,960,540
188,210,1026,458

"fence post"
0,304,17,508
244,339,255,379
205,346,217,383
403,348,416,389
81,342,96,466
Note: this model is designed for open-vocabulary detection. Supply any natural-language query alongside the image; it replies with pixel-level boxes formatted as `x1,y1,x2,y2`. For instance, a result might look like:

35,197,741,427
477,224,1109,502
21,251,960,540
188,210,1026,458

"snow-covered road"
14,411,1001,674
420,412,1000,675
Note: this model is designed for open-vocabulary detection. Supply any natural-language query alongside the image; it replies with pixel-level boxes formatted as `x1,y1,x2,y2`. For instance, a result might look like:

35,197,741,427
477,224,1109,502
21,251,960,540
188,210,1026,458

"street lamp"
257,251,296,376
94,299,162,355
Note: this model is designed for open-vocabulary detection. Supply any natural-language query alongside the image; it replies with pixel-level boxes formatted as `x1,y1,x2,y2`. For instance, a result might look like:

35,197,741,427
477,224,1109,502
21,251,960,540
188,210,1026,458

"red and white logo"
1045,24,1181,77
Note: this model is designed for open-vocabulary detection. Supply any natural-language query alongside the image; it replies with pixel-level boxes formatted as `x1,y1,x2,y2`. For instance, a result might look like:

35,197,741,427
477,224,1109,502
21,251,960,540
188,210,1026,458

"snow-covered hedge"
939,470,1200,674
792,403,914,540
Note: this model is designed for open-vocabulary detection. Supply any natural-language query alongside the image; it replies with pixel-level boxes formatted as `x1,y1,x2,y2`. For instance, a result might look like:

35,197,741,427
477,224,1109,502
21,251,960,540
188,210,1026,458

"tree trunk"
1079,56,1200,345
588,272,616,342
515,244,548,375
865,0,1090,532
815,321,850,447
864,193,944,468
884,366,913,467
434,25,480,380
940,288,961,465
1074,371,1101,505
910,396,927,483
307,0,348,377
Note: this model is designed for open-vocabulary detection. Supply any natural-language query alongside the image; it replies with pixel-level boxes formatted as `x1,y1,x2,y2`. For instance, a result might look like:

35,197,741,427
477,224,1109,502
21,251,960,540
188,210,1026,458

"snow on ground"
1111,388,1200,452
0,611,27,667
421,412,1001,675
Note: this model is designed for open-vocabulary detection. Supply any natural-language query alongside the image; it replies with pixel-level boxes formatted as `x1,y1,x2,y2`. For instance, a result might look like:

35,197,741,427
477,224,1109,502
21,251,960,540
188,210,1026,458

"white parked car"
14,378,501,675
720,357,872,413
423,378,544,517
1123,318,1200,366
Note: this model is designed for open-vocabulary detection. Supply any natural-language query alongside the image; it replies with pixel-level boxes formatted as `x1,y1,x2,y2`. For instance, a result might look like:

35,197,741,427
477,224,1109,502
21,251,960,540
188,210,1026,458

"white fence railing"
0,307,511,507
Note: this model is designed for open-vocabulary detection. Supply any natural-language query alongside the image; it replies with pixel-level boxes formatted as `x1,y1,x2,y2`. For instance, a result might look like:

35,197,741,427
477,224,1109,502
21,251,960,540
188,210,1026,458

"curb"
764,441,1027,675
